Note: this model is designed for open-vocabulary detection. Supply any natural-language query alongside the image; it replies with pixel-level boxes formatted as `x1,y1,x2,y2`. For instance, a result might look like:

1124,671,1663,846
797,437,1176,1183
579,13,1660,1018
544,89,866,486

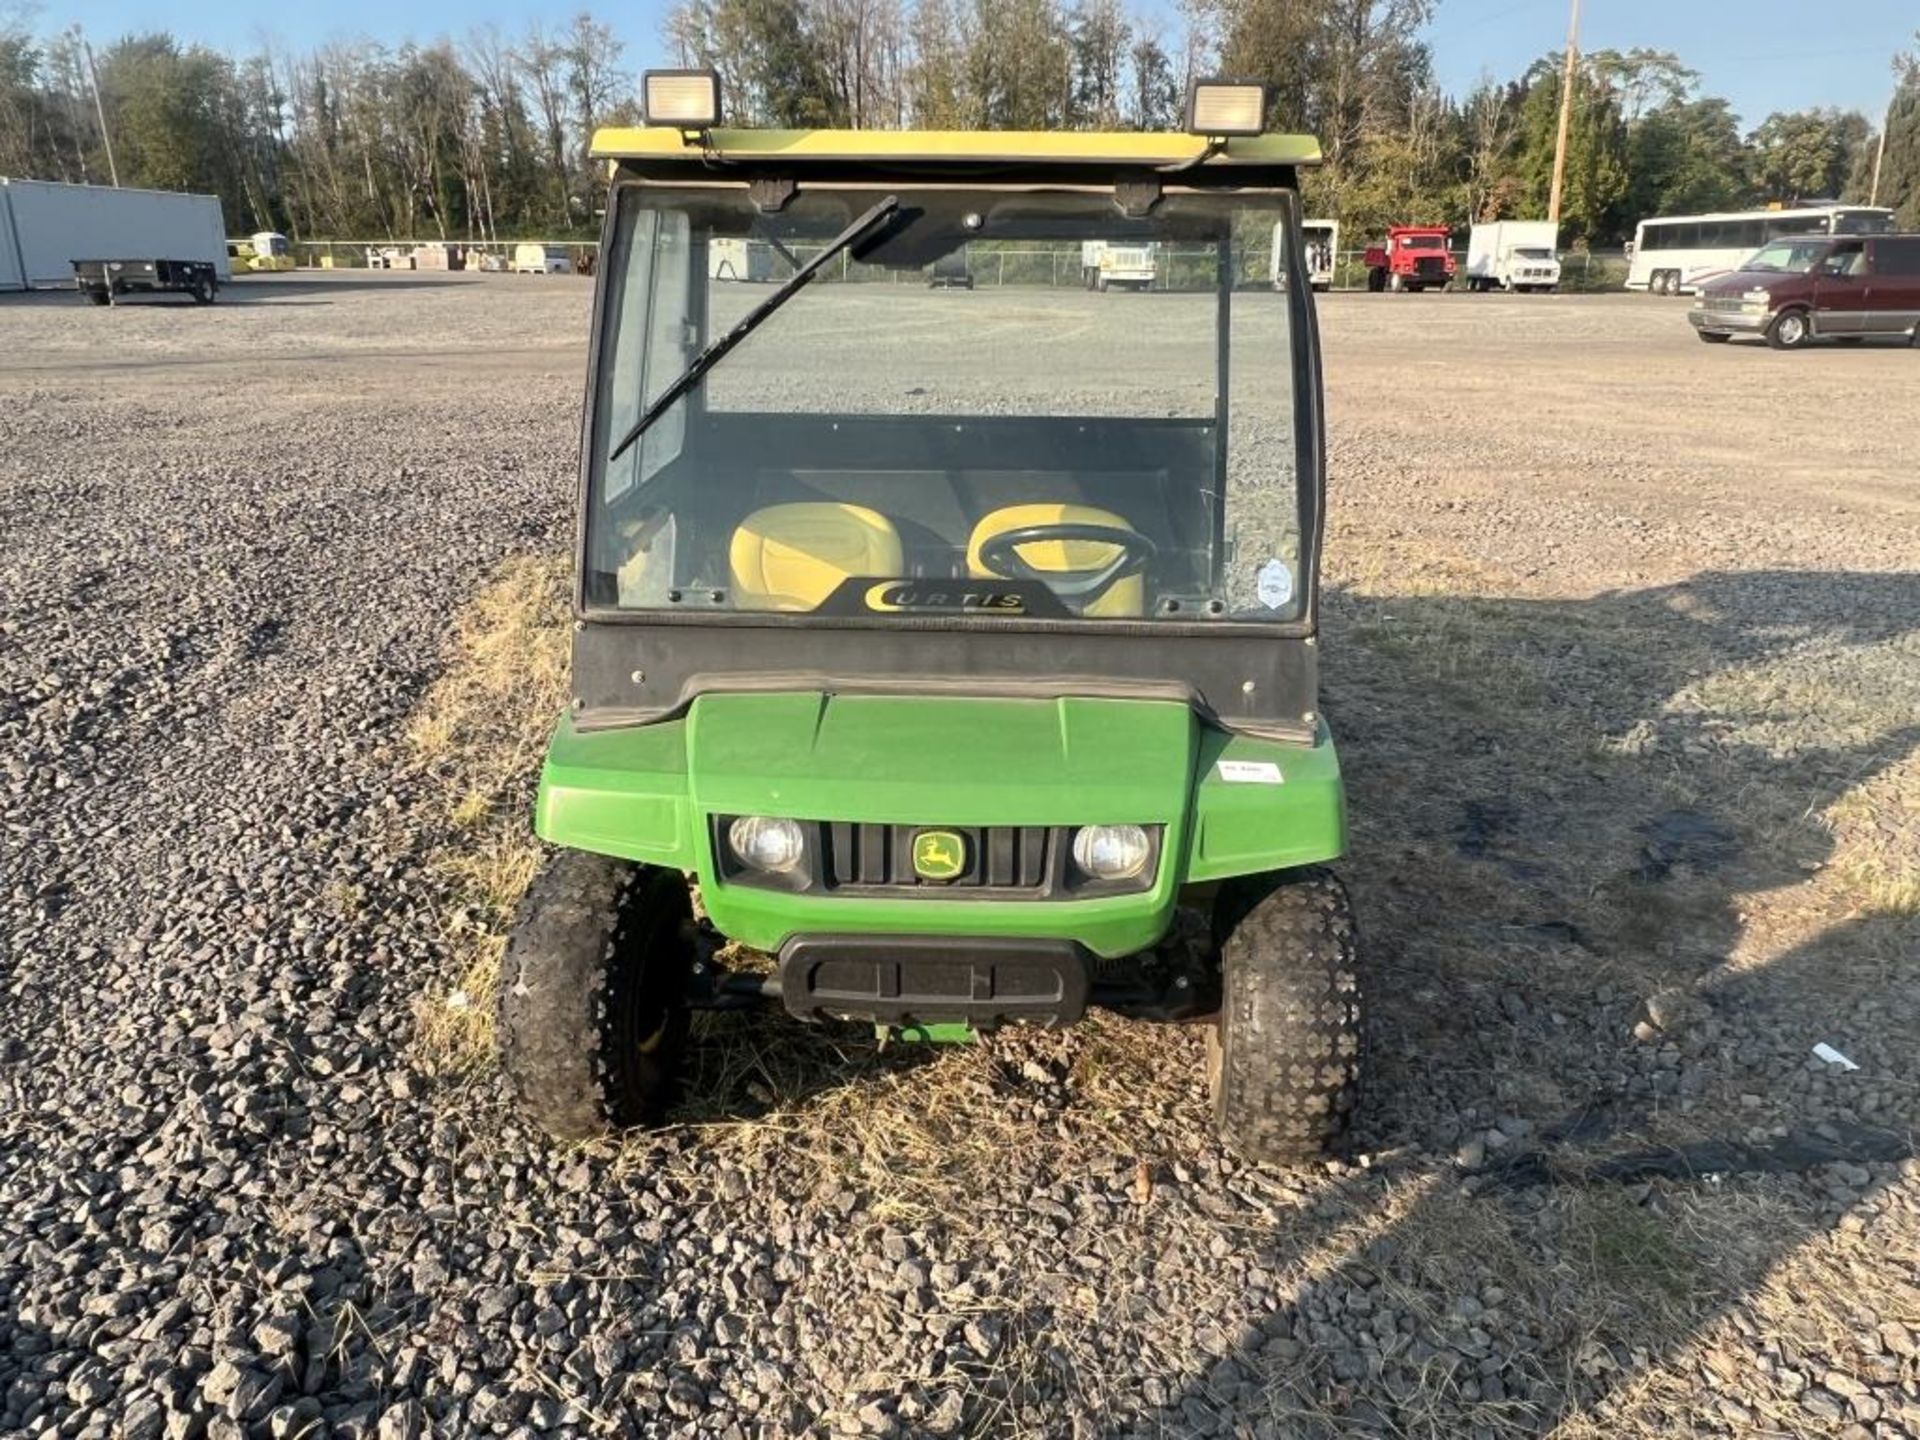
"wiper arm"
607,195,900,465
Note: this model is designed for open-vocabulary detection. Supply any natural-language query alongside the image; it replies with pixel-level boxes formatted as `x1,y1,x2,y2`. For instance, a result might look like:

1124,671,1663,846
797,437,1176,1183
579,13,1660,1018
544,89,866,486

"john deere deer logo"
911,830,966,881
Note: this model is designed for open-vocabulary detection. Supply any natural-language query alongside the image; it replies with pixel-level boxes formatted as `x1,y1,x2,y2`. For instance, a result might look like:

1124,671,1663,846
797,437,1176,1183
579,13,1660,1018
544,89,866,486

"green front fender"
535,694,1343,958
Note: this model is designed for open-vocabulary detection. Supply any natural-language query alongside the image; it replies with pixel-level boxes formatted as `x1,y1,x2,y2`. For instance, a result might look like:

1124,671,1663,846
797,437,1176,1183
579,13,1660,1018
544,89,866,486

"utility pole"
1547,0,1582,225
1869,88,1893,206
77,29,120,188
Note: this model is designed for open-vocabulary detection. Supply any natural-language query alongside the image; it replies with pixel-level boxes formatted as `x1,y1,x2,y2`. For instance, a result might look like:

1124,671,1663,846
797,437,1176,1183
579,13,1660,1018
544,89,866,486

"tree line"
1,2,1915,247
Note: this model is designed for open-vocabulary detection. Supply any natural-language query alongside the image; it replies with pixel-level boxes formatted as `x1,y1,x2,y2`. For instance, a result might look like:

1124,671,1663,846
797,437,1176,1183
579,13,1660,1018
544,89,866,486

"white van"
513,243,572,275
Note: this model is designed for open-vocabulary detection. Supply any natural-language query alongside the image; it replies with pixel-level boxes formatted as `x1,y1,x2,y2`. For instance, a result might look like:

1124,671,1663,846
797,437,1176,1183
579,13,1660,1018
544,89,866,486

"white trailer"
0,178,229,291
1272,219,1339,292
1465,221,1561,293
1080,240,1156,291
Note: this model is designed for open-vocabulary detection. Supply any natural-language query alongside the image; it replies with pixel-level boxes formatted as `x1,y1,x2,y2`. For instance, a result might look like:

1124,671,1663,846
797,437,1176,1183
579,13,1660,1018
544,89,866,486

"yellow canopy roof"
591,127,1322,170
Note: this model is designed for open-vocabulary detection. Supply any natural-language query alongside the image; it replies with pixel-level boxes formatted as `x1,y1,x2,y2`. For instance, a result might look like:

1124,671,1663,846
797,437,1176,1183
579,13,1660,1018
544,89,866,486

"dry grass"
404,553,571,1081
647,1011,1223,1228
1823,751,1920,917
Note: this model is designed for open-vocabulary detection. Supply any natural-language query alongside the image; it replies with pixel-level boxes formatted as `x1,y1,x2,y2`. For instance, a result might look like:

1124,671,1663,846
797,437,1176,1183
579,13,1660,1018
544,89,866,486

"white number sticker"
1216,759,1283,784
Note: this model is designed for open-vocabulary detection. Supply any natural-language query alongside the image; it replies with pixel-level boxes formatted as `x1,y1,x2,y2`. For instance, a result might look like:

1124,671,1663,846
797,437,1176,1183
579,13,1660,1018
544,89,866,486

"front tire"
1767,308,1813,350
1208,868,1362,1165
499,851,695,1140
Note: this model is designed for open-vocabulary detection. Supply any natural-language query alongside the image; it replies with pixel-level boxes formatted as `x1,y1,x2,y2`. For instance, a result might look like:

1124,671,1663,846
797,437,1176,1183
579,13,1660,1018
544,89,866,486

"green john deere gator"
498,74,1361,1164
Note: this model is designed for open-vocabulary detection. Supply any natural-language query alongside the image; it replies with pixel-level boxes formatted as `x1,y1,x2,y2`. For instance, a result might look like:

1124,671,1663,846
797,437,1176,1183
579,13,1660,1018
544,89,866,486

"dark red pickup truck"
1689,232,1920,348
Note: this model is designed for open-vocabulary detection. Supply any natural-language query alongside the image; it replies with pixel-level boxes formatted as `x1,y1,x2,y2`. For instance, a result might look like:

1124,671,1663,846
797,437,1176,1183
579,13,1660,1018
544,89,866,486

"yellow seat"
966,503,1145,617
730,502,904,612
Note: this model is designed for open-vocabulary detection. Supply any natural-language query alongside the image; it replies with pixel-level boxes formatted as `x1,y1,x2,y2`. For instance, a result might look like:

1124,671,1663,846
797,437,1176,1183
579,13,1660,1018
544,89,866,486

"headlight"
644,69,723,129
727,816,805,873
1072,824,1152,881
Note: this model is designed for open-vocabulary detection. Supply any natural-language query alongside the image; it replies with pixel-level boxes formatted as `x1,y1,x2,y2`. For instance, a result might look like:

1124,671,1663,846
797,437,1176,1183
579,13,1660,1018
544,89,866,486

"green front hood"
534,690,1344,957
685,693,1195,826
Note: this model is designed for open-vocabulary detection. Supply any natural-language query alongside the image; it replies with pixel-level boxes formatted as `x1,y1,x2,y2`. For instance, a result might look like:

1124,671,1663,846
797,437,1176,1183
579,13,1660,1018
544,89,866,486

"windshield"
585,184,1309,626
1832,210,1894,235
1513,247,1553,260
1741,240,1829,274
1400,234,1445,249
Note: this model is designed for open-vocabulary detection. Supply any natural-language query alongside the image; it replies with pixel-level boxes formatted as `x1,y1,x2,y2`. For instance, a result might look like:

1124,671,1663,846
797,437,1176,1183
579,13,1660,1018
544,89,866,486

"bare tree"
1464,78,1519,219
518,25,572,225
1069,0,1129,127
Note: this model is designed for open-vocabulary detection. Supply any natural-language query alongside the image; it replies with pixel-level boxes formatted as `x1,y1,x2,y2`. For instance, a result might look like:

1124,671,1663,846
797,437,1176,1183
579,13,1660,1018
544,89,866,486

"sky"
1422,0,1914,127
38,0,1920,132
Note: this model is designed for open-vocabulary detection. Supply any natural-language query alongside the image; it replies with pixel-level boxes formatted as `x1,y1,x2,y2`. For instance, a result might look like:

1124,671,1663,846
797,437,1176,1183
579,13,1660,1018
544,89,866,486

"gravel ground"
3,272,1917,1440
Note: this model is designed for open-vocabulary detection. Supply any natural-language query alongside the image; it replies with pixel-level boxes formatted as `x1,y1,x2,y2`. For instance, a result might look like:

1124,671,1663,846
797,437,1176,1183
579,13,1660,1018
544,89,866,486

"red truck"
1365,226,1455,292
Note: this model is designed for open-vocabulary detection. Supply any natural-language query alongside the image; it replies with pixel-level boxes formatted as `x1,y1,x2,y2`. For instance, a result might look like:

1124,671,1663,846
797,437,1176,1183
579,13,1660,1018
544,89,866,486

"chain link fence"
291,238,1632,293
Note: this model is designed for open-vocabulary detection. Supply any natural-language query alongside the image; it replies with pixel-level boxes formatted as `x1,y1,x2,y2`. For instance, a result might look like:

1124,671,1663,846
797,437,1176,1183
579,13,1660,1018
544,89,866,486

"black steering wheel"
976,523,1157,606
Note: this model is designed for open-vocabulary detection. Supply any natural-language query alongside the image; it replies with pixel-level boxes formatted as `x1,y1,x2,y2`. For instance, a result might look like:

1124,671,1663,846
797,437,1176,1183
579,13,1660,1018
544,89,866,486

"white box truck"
1272,219,1339,292
1466,221,1561,293
0,178,229,290
1080,240,1156,291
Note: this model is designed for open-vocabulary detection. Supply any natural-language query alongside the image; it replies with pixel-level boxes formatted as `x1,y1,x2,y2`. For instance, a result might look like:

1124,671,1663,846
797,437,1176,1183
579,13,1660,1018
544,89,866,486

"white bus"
1629,204,1894,295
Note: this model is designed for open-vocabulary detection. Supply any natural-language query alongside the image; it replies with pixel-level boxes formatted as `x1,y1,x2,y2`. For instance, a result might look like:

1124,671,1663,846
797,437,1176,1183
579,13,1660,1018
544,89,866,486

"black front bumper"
778,935,1092,1027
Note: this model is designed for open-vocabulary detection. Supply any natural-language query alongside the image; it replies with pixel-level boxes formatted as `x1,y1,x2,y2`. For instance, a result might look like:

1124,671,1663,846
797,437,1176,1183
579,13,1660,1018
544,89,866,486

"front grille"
709,816,1161,899
824,823,1055,892
1702,293,1750,314
1415,255,1447,278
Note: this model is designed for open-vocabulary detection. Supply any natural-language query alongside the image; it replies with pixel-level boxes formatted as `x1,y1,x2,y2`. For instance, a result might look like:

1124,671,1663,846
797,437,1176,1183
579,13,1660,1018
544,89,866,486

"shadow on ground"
1130,568,1920,1438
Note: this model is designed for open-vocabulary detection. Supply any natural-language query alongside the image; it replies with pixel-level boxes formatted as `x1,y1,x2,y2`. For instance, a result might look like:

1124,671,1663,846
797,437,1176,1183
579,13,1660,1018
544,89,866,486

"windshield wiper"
607,195,900,465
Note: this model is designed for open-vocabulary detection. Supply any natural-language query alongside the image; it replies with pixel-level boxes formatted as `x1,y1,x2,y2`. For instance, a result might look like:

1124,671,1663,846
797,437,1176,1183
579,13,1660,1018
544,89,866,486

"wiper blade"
607,194,900,465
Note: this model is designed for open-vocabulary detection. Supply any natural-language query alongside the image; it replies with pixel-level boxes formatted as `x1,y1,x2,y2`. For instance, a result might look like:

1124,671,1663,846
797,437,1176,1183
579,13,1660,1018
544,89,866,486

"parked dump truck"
1364,226,1454,292
1081,239,1157,291
1271,219,1338,292
1466,221,1561,292
1,178,228,291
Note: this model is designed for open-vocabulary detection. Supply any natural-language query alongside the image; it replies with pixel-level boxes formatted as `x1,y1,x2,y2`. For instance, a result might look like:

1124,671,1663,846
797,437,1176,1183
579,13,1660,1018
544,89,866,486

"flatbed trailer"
72,258,220,306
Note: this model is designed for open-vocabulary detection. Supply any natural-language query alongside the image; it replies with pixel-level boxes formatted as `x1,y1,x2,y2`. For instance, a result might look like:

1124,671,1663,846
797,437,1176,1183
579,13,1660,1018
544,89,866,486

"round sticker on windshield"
1256,559,1294,610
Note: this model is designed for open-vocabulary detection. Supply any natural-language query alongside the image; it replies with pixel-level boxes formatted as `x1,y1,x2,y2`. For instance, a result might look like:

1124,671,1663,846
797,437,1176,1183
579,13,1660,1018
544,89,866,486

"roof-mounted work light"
1185,80,1267,139
644,70,723,132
